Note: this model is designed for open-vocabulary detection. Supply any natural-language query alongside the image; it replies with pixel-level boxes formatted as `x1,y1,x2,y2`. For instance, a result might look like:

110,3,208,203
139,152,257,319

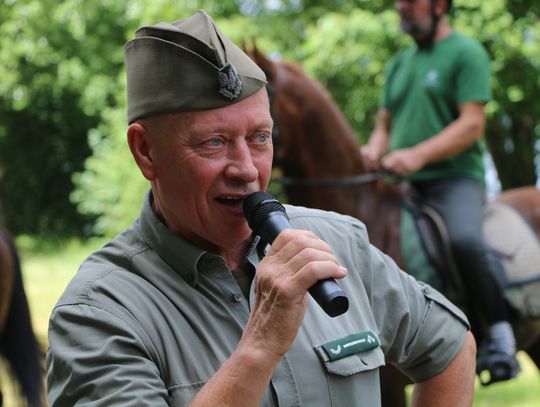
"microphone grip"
257,215,349,317
309,279,349,317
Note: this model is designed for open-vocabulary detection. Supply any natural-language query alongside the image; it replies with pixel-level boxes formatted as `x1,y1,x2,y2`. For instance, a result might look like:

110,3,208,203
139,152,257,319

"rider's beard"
399,14,436,48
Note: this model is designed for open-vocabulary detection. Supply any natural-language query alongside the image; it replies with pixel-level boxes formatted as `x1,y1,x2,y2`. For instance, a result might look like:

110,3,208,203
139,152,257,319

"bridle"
278,171,390,188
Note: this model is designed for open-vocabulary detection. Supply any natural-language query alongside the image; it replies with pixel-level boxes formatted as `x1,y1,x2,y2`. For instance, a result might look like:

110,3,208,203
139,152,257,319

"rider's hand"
360,145,383,172
381,147,426,176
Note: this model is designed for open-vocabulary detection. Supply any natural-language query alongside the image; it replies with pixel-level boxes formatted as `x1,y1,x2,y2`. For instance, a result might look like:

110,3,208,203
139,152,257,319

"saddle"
401,193,540,385
402,197,540,320
400,197,462,303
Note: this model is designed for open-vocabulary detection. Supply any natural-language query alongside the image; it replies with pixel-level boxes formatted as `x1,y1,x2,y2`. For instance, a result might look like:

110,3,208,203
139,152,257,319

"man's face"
147,89,274,252
396,0,436,41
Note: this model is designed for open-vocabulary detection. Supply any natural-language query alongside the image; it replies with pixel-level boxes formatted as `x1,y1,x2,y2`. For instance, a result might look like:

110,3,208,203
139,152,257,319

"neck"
434,18,453,42
413,15,453,49
219,239,253,270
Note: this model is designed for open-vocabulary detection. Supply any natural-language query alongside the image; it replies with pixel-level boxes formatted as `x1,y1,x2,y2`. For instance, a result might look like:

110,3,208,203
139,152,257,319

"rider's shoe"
476,342,520,385
476,322,521,386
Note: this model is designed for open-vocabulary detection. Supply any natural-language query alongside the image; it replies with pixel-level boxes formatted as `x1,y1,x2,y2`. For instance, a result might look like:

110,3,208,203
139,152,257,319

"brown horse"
0,227,44,406
247,46,540,406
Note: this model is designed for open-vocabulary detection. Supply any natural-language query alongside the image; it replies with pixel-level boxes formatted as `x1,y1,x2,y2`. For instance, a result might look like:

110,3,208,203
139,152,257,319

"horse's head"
245,44,367,184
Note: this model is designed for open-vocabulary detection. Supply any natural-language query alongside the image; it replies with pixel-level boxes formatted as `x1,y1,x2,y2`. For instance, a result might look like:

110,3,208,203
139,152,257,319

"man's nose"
225,141,258,182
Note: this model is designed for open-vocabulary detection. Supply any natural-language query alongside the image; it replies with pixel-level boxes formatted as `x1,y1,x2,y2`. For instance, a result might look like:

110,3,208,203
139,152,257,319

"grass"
16,236,107,345
473,351,540,406
3,236,540,405
405,353,540,406
1,237,106,406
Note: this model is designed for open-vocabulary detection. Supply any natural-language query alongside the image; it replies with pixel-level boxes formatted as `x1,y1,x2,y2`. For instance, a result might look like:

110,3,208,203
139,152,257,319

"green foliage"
1,0,539,237
453,0,540,187
0,0,133,236
70,100,149,236
299,9,408,140
0,0,240,236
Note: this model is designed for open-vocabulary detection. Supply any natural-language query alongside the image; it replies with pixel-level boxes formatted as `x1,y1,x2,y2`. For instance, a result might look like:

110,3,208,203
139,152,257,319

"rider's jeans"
412,175,508,325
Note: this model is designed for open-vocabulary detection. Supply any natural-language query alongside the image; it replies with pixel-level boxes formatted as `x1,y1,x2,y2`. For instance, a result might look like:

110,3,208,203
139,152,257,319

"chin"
216,224,252,245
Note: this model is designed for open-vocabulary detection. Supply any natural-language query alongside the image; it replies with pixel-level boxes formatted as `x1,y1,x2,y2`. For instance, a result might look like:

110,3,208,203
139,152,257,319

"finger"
381,156,405,176
364,158,380,172
257,230,343,293
285,246,342,275
267,229,333,260
291,259,348,292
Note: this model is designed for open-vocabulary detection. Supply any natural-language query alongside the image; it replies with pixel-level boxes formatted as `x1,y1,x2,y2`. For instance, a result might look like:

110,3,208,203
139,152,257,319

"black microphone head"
243,191,287,231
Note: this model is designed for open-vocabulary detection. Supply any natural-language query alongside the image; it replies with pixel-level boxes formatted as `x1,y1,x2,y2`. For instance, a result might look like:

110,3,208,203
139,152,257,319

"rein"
276,171,390,188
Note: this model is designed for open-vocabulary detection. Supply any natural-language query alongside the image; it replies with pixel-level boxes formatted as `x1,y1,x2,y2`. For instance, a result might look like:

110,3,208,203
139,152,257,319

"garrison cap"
124,10,267,124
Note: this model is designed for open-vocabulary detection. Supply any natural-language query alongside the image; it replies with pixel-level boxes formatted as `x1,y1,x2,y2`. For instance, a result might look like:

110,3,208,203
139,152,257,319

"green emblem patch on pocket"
321,331,379,361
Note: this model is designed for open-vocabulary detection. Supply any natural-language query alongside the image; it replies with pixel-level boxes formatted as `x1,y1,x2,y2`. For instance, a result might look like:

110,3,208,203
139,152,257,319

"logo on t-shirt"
423,69,439,87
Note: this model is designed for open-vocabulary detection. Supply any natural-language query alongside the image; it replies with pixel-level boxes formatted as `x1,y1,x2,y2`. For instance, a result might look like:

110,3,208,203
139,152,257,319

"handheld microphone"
243,191,349,317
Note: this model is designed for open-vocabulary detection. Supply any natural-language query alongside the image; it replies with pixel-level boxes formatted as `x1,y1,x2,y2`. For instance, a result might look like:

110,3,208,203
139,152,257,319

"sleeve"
380,51,404,109
380,59,395,109
47,303,169,406
456,40,491,104
365,245,470,382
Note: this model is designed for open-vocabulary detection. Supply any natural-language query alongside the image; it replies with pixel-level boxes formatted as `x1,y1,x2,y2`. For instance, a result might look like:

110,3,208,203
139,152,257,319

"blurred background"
1,0,539,405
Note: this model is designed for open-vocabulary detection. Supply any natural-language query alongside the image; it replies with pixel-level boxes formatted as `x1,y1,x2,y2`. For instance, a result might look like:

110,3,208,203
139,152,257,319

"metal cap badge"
218,63,243,99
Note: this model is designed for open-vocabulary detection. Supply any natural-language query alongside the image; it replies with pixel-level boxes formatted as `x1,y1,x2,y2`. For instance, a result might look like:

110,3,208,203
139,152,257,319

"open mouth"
216,196,244,208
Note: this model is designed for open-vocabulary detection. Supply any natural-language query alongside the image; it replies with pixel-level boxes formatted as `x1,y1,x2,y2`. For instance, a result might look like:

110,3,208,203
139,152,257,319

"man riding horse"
361,0,519,382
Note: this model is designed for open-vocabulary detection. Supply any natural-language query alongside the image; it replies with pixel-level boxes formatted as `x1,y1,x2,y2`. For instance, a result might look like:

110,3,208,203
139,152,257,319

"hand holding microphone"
243,191,349,317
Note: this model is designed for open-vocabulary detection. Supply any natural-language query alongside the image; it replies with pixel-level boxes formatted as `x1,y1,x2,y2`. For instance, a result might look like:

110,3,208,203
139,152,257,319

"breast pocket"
314,335,385,406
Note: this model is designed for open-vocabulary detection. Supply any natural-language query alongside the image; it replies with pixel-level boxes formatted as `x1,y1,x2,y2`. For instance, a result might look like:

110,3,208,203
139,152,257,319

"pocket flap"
314,332,385,376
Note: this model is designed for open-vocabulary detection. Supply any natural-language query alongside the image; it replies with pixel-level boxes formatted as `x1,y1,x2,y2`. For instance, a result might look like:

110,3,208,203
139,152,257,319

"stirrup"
476,347,520,386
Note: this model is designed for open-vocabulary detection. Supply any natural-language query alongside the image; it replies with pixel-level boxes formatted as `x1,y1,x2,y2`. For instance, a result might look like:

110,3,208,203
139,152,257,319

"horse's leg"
0,232,44,407
0,233,12,407
379,366,408,407
0,231,15,334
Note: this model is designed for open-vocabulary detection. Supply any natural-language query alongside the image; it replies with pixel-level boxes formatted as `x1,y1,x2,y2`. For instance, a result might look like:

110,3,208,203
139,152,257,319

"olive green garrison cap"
124,10,267,124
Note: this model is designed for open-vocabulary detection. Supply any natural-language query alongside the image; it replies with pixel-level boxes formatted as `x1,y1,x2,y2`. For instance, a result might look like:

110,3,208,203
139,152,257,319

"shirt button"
232,293,243,303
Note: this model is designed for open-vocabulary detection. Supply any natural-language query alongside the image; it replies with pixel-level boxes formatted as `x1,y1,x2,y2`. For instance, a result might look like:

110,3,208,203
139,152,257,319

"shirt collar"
136,190,205,286
136,190,264,287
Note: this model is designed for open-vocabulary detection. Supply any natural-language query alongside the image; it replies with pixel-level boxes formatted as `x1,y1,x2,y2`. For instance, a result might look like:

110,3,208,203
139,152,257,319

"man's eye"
255,133,270,143
207,138,223,147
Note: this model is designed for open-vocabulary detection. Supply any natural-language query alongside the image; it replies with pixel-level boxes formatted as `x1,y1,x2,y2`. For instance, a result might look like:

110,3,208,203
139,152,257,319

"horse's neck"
285,78,404,260
276,71,382,218
295,78,365,179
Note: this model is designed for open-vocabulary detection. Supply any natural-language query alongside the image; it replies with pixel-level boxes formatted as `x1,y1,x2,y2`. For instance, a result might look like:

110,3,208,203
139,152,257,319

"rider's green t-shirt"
381,32,491,183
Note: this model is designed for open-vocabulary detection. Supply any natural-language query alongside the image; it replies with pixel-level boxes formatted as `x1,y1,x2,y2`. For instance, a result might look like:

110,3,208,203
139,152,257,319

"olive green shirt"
47,193,469,406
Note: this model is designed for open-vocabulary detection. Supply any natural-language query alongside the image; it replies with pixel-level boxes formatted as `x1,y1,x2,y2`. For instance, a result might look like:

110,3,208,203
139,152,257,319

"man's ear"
436,0,448,16
127,123,156,181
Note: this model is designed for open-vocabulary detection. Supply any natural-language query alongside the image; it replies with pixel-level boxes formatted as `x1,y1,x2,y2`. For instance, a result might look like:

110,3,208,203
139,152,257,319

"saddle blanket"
401,201,540,319
484,201,540,319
